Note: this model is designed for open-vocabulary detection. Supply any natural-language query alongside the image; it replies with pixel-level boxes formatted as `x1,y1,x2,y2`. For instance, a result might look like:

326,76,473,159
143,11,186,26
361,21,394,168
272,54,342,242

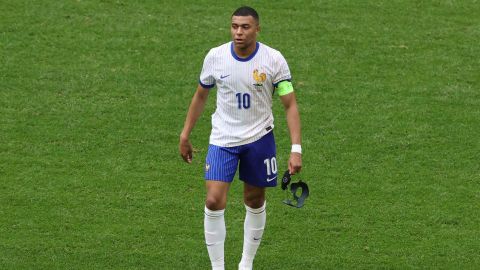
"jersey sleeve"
272,52,292,87
199,49,216,89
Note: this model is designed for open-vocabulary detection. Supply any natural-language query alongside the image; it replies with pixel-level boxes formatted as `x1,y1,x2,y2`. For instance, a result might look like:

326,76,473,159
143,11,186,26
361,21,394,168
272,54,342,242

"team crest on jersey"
205,164,210,172
253,69,266,87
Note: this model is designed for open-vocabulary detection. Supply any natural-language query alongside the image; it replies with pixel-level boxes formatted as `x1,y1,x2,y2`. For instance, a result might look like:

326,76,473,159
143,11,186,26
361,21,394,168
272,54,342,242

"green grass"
1,0,479,269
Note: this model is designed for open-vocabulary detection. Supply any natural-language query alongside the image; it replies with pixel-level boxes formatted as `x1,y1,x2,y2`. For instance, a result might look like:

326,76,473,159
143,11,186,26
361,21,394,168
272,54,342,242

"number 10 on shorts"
264,157,277,176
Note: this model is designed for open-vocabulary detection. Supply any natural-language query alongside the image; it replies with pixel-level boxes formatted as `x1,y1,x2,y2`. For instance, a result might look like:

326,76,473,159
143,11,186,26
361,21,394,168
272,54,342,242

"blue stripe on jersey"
199,80,215,89
230,42,260,62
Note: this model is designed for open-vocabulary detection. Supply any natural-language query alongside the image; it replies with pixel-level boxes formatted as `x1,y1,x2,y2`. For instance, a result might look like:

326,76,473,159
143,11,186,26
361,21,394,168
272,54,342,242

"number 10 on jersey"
236,93,251,109
264,157,277,176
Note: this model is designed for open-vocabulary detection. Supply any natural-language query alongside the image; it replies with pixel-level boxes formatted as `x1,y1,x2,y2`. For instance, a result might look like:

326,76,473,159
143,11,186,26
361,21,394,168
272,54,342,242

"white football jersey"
199,41,292,147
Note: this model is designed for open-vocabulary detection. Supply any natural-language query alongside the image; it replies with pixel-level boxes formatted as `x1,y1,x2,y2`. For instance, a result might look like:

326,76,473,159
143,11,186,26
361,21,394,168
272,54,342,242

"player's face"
231,15,259,50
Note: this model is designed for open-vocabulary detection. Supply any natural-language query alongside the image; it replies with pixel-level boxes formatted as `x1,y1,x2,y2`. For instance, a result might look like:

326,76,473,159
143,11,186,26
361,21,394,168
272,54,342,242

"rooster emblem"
253,69,266,87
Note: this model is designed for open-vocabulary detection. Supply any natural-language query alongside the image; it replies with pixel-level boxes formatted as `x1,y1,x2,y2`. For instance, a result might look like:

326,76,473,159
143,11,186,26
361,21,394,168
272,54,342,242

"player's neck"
234,42,257,58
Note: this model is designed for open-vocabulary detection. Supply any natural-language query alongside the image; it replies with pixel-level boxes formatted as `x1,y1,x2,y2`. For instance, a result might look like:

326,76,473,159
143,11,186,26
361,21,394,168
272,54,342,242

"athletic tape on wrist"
291,144,302,154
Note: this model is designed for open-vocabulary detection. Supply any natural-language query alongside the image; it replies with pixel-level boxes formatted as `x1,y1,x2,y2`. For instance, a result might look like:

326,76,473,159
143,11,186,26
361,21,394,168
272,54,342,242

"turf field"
1,0,479,269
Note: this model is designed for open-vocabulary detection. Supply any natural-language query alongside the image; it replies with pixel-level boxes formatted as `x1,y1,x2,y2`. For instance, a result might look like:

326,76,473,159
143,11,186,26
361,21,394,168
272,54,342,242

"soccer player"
179,6,302,270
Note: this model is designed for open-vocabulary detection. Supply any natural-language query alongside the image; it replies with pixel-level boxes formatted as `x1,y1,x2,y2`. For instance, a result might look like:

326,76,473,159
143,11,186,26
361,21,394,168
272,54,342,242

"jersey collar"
230,42,260,62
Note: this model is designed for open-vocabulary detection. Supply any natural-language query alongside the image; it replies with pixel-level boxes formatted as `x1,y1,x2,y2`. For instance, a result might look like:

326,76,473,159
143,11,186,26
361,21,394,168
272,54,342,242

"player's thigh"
205,180,231,210
239,132,277,187
243,182,265,208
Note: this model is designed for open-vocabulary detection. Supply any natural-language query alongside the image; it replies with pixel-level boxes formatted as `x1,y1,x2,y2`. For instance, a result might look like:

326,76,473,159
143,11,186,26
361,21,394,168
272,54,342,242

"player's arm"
179,84,210,163
278,81,302,174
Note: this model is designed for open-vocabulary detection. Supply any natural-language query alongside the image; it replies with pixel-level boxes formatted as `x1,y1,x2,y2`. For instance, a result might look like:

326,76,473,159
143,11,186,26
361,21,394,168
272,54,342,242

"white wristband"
291,144,302,154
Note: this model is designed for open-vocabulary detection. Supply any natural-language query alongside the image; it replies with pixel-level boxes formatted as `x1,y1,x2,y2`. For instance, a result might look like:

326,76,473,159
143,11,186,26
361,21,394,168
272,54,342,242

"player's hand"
288,152,302,174
179,136,193,163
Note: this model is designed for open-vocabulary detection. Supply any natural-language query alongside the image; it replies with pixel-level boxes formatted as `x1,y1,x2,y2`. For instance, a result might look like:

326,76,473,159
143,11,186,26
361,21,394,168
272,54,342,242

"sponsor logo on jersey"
253,69,266,87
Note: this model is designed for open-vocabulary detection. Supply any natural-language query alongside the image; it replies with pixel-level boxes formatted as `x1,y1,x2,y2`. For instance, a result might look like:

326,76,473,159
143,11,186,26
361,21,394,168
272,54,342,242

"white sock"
239,201,266,269
204,206,226,270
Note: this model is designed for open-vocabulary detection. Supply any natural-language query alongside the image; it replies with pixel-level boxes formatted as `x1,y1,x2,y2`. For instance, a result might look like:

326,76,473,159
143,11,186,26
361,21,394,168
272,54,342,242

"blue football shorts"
204,131,278,187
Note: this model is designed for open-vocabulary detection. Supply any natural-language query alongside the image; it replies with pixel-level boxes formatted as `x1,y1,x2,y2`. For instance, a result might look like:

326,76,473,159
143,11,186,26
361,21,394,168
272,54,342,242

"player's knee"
244,195,265,209
205,196,225,210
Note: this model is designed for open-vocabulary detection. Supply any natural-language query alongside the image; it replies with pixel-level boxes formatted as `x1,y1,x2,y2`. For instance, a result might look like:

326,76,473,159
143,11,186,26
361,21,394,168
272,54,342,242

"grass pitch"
1,0,479,269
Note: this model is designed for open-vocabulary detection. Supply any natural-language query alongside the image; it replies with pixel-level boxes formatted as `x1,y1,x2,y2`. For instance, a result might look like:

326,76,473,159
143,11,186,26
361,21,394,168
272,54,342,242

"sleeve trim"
199,80,215,89
273,78,291,88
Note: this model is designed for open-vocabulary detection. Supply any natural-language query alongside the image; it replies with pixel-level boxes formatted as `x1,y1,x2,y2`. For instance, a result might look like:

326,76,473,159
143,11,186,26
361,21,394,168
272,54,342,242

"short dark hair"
232,6,259,23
